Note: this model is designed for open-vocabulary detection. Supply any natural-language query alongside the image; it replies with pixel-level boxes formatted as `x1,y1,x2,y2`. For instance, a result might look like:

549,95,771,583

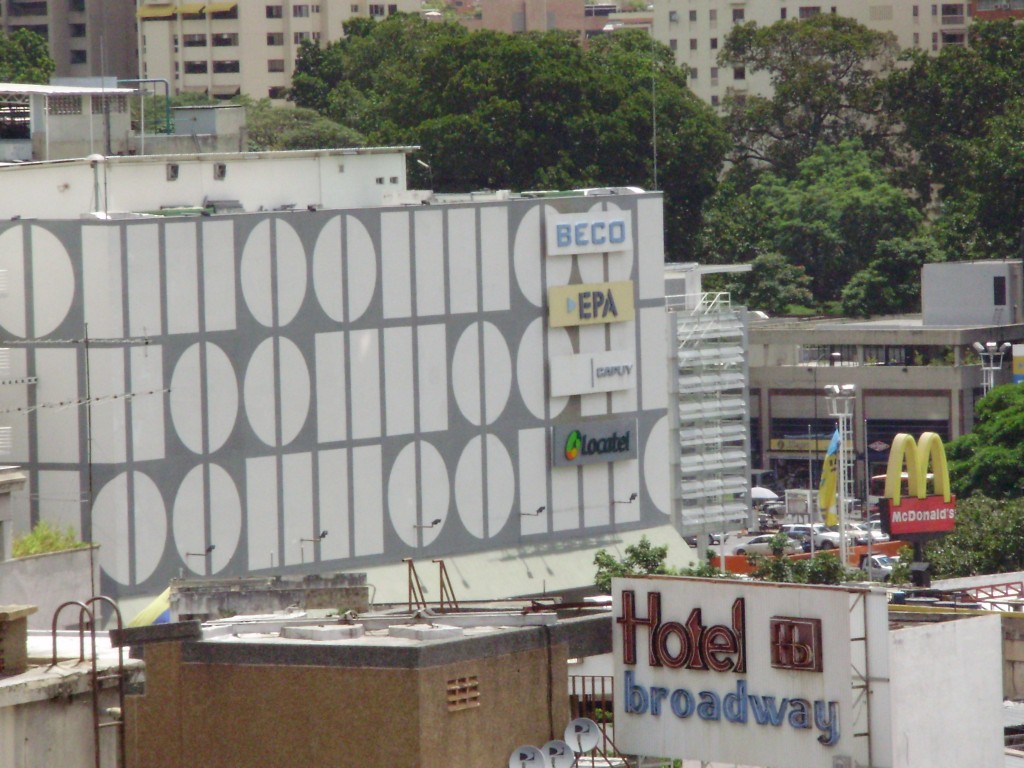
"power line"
0,388,169,416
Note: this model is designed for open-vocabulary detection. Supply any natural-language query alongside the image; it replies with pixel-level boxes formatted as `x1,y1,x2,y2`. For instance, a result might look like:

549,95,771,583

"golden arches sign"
883,432,956,535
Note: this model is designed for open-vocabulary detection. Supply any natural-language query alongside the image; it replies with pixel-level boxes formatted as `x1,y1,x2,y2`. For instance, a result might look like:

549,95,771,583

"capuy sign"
880,431,956,536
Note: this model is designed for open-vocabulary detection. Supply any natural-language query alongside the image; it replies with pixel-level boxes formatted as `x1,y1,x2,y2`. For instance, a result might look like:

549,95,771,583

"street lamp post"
824,384,856,569
973,341,1011,396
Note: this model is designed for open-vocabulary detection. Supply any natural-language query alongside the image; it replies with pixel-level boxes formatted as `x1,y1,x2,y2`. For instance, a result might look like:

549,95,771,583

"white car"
779,523,841,550
732,534,801,556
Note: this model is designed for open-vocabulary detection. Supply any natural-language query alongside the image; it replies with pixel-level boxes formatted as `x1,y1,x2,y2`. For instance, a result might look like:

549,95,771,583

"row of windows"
178,60,296,74
673,3,966,25
686,65,744,81
176,30,320,51
266,4,321,17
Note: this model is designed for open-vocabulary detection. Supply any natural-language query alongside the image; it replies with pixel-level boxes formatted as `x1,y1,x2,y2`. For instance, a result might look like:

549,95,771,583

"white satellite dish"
542,739,576,768
564,717,601,753
509,745,545,768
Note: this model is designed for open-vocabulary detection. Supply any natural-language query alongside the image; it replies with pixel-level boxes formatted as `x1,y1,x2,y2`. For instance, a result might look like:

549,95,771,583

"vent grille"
446,676,480,711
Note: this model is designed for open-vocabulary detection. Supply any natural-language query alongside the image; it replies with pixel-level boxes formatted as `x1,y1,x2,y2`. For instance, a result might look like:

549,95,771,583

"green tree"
726,251,814,315
244,98,364,151
593,536,675,593
719,15,899,175
290,17,728,260
840,236,943,317
924,496,1024,577
12,520,88,557
747,550,846,585
947,384,1024,499
0,29,54,84
751,141,922,301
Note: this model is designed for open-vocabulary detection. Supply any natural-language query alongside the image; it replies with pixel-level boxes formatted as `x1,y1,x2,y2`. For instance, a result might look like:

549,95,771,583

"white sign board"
549,350,636,397
612,577,890,768
545,211,632,256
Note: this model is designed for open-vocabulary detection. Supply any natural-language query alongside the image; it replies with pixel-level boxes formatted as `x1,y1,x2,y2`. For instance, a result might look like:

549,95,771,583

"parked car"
684,532,727,548
858,553,896,581
853,520,890,543
732,534,801,556
828,523,870,546
779,523,841,551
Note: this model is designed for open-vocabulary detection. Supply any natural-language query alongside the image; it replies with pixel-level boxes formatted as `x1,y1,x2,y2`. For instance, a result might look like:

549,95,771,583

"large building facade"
0,150,671,600
652,0,973,106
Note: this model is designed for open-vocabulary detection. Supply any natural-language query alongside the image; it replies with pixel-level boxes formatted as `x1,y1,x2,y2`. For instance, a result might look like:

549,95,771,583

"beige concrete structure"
117,609,607,768
138,0,422,102
652,0,973,107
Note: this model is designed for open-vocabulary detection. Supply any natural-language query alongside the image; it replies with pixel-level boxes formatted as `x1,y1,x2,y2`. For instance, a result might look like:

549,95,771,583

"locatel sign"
879,431,956,536
551,417,637,467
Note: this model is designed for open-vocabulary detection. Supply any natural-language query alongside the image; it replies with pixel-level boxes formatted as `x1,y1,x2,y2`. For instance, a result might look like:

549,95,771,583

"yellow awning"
177,3,205,13
205,1,237,11
137,4,176,18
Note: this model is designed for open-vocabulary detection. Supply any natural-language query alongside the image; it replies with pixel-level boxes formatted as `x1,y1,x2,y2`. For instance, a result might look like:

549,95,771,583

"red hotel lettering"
617,591,746,673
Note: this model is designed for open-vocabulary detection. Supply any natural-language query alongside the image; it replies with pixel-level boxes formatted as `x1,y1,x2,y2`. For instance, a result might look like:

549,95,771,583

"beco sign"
612,578,888,768
545,211,632,257
880,431,956,536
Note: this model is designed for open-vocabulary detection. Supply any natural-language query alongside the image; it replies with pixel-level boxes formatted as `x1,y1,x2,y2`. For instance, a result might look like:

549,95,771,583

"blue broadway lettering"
623,671,840,747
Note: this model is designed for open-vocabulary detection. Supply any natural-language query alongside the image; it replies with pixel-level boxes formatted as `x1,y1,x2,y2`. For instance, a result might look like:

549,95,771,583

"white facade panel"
246,455,279,571
381,211,412,320
352,445,383,556
35,348,79,464
129,345,165,462
86,348,127,464
315,331,347,443
82,226,124,339
582,462,611,527
480,206,511,311
348,329,381,440
383,326,415,436
164,222,200,335
282,452,314,566
202,221,237,332
448,208,478,314
414,209,446,316
317,448,350,561
416,324,449,433
126,224,163,338
518,427,549,536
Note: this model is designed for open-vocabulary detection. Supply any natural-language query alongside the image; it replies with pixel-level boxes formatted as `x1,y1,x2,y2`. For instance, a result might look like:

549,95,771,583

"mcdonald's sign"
880,432,956,536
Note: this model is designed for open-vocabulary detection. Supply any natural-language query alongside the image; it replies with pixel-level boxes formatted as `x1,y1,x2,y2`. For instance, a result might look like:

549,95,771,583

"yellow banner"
818,429,840,523
547,281,635,328
769,438,846,453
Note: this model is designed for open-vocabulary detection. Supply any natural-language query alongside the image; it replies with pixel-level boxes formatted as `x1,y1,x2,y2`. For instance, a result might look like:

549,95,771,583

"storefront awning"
177,3,205,14
205,1,237,12
137,4,176,18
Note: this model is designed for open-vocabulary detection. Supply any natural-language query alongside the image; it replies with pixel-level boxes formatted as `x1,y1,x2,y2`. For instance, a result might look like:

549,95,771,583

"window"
932,31,938,49
70,50,87,64
913,31,919,45
184,60,208,74
709,9,717,20
293,4,309,16
183,34,206,47
734,66,745,80
212,33,238,46
688,9,697,20
780,7,787,17
269,86,287,99
268,59,285,72
213,60,240,73
689,38,697,50
931,3,937,13
669,38,677,50
369,3,384,14
388,3,397,12
266,4,283,17
913,4,919,15
798,6,821,16
293,31,310,43
689,67,697,78
50,95,82,115
732,8,744,21
267,32,284,45
350,3,359,10
710,66,719,81
994,276,1007,306
711,95,720,107
70,23,86,38
212,5,237,18
710,37,718,49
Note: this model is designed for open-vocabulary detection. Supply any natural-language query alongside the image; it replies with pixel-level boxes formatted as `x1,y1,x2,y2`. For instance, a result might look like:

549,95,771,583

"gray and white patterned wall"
0,193,670,597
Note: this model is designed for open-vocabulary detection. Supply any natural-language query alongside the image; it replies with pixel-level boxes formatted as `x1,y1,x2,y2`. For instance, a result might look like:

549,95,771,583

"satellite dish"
564,718,601,753
508,745,545,768
542,739,575,768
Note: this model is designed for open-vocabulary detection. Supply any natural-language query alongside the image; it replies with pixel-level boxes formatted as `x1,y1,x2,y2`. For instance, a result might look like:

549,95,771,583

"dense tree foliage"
0,29,54,84
593,536,676,593
291,17,728,260
724,252,813,315
718,15,899,175
924,496,1024,577
947,385,1024,499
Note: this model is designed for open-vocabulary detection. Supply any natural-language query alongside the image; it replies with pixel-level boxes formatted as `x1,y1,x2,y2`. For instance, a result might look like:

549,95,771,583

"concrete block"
0,604,38,676
281,624,365,641
388,624,463,641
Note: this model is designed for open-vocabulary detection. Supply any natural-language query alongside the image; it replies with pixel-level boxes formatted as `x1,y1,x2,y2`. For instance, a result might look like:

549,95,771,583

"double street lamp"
824,383,856,569
973,341,1011,396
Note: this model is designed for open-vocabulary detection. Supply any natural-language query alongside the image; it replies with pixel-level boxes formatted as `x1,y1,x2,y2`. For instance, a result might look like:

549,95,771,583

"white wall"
889,615,1003,768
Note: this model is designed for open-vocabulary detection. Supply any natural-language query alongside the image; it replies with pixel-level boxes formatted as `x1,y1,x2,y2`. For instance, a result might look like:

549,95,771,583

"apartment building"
651,0,973,106
138,0,421,102
0,0,137,80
